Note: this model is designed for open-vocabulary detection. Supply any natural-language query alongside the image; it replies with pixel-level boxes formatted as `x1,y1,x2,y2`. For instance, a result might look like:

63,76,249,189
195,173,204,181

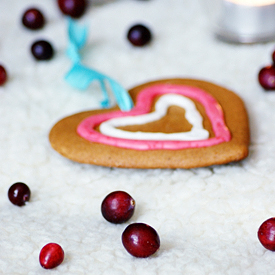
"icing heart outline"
99,93,210,141
77,84,231,150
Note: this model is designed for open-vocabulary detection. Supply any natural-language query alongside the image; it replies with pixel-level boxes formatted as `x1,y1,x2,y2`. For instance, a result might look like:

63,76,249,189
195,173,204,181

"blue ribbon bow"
65,18,133,111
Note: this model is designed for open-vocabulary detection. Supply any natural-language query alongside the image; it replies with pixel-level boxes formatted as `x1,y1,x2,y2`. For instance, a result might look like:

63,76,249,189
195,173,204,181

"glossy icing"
99,94,209,141
77,84,231,150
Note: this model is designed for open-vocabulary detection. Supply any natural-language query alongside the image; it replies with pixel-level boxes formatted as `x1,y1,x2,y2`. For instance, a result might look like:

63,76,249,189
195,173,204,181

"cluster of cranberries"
101,191,160,258
7,182,64,269
10,180,275,266
1,1,153,87
8,183,159,268
22,7,54,61
21,0,152,62
11,180,275,267
21,1,88,61
258,50,275,91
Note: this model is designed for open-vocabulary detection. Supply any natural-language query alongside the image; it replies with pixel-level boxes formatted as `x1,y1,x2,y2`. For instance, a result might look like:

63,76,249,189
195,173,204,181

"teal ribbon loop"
65,18,133,111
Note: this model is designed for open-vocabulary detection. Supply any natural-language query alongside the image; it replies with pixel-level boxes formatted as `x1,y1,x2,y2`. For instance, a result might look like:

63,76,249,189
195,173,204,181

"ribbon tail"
99,80,110,108
107,78,133,111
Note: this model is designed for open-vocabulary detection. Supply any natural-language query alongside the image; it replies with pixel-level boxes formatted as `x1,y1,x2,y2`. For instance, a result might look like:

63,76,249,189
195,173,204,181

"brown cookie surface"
49,79,249,169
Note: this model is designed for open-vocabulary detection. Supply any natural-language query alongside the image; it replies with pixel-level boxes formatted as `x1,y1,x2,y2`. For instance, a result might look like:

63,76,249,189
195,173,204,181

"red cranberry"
122,223,160,258
22,8,45,30
0,65,8,86
39,243,64,269
8,182,31,206
57,0,87,18
101,191,135,224
258,218,275,251
272,50,275,64
127,24,152,47
31,40,54,61
258,65,275,90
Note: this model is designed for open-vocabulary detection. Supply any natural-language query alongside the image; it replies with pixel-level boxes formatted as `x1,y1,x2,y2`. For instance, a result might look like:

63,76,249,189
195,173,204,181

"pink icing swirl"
77,84,231,150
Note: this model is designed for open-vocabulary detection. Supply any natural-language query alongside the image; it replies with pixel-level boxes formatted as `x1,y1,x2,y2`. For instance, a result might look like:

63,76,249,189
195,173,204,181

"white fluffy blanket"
1,0,275,274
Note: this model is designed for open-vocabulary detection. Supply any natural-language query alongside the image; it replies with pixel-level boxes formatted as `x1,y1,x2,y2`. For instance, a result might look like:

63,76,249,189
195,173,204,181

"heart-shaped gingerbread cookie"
49,79,249,168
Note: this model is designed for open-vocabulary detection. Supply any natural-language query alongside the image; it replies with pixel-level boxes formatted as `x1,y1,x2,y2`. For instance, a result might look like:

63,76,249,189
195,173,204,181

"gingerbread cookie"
49,79,249,169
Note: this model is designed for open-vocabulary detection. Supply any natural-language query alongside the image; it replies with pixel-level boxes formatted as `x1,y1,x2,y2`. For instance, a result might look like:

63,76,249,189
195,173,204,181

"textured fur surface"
1,0,275,274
